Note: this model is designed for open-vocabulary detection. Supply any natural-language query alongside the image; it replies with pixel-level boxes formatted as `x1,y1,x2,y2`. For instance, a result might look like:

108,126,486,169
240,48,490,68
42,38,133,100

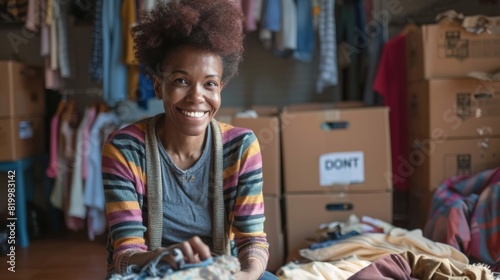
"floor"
0,231,108,280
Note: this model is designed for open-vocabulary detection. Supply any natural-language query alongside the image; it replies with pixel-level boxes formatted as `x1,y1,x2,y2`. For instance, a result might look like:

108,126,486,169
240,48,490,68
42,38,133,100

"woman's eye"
174,78,187,85
206,81,218,87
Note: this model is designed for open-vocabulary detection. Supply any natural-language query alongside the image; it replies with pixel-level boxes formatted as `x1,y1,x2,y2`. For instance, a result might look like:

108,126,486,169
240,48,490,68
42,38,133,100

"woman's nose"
186,85,205,103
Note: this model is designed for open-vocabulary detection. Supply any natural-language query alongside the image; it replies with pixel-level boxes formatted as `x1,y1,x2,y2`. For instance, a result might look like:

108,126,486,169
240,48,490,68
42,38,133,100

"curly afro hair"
132,0,245,85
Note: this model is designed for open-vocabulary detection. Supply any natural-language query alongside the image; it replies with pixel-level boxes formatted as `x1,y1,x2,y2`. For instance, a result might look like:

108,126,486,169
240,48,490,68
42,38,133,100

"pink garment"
81,107,97,179
46,114,60,178
40,24,50,56
25,0,39,32
241,0,257,32
44,56,62,90
60,116,85,231
373,35,409,192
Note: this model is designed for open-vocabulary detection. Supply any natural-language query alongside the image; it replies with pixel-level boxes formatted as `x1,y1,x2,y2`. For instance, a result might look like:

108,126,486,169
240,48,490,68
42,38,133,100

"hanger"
55,99,67,118
99,101,110,113
62,100,76,121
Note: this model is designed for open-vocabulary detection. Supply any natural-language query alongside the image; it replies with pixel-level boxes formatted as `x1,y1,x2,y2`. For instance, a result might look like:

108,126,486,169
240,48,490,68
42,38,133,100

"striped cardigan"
102,116,269,276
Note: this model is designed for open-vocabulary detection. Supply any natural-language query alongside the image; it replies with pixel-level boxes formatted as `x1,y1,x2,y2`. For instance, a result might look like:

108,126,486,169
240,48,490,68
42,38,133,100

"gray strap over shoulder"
145,115,163,250
210,119,230,256
144,116,229,254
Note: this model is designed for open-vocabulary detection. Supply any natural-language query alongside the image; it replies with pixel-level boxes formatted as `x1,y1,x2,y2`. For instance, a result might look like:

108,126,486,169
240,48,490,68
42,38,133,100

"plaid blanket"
424,168,500,265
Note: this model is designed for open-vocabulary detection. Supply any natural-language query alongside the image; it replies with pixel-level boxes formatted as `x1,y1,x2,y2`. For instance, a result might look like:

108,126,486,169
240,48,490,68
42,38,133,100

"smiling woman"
101,1,276,280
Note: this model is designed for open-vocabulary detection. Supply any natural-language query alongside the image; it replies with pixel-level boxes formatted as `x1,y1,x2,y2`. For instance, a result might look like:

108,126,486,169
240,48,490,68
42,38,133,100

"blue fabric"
310,231,360,249
89,0,103,82
102,0,127,106
260,271,279,280
137,71,155,110
109,253,240,280
293,0,314,62
262,0,281,31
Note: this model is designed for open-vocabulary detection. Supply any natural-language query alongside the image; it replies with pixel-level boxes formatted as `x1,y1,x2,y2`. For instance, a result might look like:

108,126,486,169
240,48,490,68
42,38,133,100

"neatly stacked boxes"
216,107,285,272
280,104,393,256
0,61,45,161
406,21,500,229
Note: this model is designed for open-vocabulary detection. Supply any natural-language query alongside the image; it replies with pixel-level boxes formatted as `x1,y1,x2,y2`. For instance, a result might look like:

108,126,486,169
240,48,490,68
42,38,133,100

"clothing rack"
59,88,105,111
61,88,103,98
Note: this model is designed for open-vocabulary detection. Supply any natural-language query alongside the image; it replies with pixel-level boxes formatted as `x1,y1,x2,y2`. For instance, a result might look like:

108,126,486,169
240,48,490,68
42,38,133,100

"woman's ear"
153,76,162,100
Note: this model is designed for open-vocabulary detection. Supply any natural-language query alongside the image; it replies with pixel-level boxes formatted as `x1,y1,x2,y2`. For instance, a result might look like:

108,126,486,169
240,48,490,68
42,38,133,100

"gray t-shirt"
158,126,212,247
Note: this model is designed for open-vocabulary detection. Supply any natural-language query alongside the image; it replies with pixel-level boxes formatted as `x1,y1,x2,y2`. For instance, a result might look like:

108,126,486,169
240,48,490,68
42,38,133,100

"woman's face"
155,45,223,137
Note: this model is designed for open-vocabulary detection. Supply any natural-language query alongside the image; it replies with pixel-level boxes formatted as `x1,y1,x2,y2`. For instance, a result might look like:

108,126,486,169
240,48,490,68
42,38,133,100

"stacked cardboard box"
0,61,45,161
280,104,393,257
215,107,285,272
405,21,500,229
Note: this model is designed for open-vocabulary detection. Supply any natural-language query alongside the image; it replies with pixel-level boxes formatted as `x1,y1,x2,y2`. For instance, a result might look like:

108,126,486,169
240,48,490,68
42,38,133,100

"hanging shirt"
262,0,281,32
122,0,139,101
84,111,120,241
102,0,128,105
241,0,257,32
68,107,96,227
373,35,408,192
46,110,60,178
275,0,297,51
294,0,314,62
89,0,103,82
316,0,338,93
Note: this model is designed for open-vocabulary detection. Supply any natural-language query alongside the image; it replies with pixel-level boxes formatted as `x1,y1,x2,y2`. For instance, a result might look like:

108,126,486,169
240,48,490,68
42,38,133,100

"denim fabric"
310,231,360,250
260,271,279,280
102,0,127,105
293,0,314,62
262,0,281,31
137,71,155,110
108,250,240,280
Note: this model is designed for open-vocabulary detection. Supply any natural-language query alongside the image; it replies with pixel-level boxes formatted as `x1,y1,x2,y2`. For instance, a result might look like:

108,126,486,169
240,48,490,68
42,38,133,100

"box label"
438,30,500,60
456,154,472,176
319,151,365,186
18,121,33,139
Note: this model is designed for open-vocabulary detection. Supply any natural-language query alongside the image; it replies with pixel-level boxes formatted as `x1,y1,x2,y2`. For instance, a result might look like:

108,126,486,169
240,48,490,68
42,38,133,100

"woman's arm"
229,130,270,279
102,131,149,274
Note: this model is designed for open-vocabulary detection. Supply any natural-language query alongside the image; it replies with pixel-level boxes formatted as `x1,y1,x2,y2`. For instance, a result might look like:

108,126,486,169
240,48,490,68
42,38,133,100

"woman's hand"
234,257,264,280
158,236,211,270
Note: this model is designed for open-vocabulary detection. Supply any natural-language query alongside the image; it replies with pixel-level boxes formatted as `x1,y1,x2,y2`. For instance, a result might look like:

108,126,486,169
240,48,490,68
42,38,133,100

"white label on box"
319,151,365,186
18,121,33,139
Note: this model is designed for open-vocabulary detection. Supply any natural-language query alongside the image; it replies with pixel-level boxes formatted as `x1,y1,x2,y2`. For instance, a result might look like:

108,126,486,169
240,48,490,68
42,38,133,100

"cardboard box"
407,136,500,194
408,79,500,139
0,61,45,117
284,191,392,256
406,21,500,82
0,116,45,161
216,107,282,196
264,196,285,272
281,105,392,193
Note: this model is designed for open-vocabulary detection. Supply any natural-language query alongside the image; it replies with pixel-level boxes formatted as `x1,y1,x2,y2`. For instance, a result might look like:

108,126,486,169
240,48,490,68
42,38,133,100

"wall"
0,22,339,113
221,31,339,107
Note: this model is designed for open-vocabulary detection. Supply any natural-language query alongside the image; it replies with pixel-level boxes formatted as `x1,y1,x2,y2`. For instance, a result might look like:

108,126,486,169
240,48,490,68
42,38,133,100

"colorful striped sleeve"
102,122,148,275
221,123,269,271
